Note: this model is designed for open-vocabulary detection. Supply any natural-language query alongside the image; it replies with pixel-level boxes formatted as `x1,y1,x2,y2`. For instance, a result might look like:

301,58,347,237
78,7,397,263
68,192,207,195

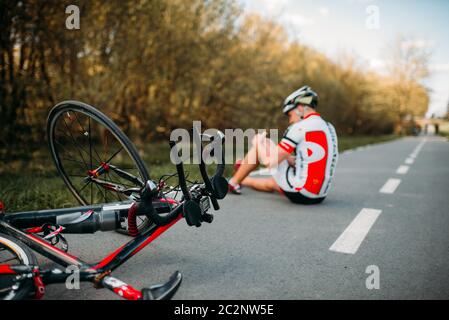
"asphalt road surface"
42,135,449,299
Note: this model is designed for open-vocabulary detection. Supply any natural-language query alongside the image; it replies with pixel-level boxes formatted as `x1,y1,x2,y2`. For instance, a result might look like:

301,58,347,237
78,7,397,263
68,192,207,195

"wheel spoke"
62,117,90,170
60,157,87,166
68,174,90,178
90,182,106,203
89,117,92,170
105,147,124,164
78,180,91,193
105,172,124,201
103,132,108,167
109,170,135,188
54,140,86,170
50,104,151,234
88,117,93,202
64,112,104,166
73,111,104,164
1,257,19,263
90,181,93,203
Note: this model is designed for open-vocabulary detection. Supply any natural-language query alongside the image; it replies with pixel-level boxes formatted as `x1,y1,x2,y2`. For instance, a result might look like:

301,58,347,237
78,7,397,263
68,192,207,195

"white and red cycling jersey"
274,112,338,199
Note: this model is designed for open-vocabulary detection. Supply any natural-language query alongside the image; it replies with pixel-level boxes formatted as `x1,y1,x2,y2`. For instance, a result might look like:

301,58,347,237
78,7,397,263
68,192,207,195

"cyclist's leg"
228,147,259,194
231,134,275,184
241,176,281,193
230,142,259,184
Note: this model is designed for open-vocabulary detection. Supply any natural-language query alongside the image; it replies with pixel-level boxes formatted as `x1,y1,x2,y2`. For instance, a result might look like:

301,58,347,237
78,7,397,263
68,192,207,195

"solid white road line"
405,157,414,165
396,165,409,175
379,178,401,194
329,208,382,254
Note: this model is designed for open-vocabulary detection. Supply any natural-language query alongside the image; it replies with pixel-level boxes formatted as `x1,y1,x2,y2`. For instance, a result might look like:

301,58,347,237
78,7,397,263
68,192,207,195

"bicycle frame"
0,126,228,300
0,199,184,300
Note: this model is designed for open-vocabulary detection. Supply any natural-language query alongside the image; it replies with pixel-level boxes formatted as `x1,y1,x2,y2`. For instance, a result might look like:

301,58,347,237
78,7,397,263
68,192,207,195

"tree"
0,1,432,160
446,98,449,120
385,35,431,133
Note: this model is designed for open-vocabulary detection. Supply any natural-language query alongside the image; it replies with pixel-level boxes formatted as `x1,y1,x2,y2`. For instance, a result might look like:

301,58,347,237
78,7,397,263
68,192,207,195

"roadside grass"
438,121,449,140
1,135,399,213
439,131,449,140
338,135,398,151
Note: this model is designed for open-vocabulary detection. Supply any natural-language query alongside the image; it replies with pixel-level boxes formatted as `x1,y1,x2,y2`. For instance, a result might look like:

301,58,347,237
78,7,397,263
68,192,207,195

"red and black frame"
0,128,228,300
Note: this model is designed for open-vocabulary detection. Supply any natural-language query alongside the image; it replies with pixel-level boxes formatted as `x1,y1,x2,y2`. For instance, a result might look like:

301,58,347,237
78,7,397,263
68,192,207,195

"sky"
239,0,449,117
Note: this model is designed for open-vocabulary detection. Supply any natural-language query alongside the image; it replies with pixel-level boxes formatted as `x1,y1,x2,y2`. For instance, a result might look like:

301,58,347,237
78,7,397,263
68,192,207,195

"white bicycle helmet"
282,86,318,115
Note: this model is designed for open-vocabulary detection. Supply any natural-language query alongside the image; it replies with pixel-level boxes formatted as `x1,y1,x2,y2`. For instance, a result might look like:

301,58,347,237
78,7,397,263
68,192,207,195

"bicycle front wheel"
47,101,153,235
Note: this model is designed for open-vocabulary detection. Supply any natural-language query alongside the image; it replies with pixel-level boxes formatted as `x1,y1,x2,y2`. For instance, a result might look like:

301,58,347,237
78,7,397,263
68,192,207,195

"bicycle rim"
0,234,36,300
47,101,153,234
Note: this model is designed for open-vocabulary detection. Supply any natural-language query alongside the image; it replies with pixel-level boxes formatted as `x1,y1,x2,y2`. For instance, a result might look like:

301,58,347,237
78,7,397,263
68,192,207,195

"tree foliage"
0,0,430,154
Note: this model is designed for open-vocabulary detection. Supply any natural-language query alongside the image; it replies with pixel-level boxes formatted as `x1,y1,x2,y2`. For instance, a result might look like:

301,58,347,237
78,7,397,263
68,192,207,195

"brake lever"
169,141,191,201
193,128,224,210
204,131,228,201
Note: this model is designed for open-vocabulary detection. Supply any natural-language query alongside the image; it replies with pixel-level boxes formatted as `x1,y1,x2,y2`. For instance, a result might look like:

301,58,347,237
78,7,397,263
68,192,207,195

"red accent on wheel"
101,162,110,171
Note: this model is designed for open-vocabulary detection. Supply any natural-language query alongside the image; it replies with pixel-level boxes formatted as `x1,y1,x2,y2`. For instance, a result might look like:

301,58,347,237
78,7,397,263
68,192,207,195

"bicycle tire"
47,100,153,235
0,233,37,300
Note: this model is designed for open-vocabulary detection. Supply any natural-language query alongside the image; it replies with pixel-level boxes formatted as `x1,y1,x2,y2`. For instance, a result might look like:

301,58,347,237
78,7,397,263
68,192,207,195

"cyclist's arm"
256,122,302,168
264,146,291,168
267,122,303,168
252,132,291,168
287,155,296,167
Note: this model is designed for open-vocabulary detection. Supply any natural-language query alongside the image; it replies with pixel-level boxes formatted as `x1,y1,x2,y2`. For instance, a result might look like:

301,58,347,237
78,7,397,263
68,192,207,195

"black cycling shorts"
283,191,325,205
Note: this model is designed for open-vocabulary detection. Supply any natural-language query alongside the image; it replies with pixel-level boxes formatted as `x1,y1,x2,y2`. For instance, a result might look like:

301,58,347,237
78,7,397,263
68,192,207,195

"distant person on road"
228,86,339,204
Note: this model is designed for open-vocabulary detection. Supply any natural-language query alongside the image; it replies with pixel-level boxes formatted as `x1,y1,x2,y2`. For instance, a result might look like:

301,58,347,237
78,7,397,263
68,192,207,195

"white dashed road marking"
329,208,382,254
330,138,426,256
409,139,427,159
380,178,401,194
404,139,426,165
396,165,409,175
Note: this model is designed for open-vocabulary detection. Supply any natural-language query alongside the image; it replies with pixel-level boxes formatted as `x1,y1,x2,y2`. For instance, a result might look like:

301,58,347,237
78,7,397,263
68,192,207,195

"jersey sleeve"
278,122,304,154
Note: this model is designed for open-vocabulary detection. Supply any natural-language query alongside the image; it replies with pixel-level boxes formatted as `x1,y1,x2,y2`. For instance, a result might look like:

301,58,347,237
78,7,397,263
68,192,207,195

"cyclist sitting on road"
228,86,339,204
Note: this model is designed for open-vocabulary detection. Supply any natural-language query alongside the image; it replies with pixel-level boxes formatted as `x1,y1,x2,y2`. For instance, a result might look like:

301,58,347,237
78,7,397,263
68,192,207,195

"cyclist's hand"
287,155,296,167
251,132,266,147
